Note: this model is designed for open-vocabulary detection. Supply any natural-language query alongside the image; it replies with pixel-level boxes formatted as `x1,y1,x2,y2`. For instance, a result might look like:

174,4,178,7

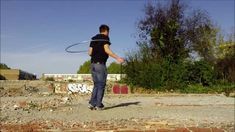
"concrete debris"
61,97,70,104
13,104,20,110
25,86,39,93
54,83,67,94
39,92,50,96
0,80,234,131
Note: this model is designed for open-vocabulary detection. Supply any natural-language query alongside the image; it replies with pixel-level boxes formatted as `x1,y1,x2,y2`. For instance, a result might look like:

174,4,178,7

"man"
88,24,124,110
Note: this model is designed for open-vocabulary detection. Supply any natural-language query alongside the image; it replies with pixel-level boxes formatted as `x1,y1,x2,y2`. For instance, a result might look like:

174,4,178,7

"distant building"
0,69,36,80
42,74,125,82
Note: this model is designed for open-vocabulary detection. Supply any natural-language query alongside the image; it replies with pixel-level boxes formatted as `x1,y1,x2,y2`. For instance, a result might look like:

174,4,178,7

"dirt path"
1,94,234,131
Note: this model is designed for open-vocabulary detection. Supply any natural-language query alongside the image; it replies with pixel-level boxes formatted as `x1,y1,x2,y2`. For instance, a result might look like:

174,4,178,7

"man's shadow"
104,101,140,110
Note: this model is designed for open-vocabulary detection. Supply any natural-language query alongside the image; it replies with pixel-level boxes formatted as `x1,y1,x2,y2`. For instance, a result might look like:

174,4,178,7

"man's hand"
88,47,93,56
104,44,125,63
116,57,125,63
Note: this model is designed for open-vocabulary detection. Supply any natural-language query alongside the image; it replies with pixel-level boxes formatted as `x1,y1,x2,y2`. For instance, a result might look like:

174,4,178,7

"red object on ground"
121,85,128,94
112,84,120,94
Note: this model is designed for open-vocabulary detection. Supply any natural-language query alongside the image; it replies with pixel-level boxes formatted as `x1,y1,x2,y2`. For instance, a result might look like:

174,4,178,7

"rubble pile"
0,80,53,97
0,80,234,131
1,118,233,131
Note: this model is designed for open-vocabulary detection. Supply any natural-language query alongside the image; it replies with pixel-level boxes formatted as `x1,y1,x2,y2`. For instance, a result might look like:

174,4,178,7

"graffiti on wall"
67,83,93,94
54,82,93,94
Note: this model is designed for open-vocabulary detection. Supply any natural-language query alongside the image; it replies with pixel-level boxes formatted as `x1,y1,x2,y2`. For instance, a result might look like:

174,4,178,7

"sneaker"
88,104,95,110
95,106,104,111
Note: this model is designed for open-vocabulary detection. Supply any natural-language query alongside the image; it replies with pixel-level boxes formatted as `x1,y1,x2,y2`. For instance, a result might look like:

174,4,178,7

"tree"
0,63,10,69
185,9,218,63
107,62,122,74
77,60,91,74
124,0,219,89
137,0,217,62
215,32,235,82
138,0,188,62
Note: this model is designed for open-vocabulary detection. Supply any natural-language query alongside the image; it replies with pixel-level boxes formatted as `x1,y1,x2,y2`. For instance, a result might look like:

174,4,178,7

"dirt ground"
0,81,234,131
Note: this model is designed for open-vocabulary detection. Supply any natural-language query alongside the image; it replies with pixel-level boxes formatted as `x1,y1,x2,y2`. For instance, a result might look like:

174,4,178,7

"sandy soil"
1,93,234,131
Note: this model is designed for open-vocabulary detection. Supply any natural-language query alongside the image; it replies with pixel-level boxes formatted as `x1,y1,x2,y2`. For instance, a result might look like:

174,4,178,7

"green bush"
124,56,188,90
0,63,10,69
68,79,75,83
124,57,218,92
107,62,122,74
180,84,210,93
77,60,91,74
212,81,235,96
179,82,235,96
45,77,55,81
184,60,216,86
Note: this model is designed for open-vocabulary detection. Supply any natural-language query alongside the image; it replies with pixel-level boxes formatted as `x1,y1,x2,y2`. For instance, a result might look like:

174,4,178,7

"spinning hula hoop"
65,39,110,53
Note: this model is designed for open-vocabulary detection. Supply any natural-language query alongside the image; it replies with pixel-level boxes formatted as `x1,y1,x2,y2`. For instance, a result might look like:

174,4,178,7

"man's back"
90,34,111,64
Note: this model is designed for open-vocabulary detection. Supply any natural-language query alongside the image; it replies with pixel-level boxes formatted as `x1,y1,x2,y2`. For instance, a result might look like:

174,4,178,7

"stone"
13,104,20,110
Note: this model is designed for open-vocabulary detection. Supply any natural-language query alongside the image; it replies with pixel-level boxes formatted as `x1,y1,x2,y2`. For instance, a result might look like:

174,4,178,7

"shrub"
45,77,55,81
68,79,75,83
184,60,216,86
124,56,189,90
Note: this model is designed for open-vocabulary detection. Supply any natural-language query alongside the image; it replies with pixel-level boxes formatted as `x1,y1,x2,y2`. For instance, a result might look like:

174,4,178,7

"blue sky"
1,0,234,77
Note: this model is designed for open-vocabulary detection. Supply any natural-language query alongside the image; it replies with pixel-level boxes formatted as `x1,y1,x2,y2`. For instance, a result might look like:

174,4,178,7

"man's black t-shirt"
90,34,111,64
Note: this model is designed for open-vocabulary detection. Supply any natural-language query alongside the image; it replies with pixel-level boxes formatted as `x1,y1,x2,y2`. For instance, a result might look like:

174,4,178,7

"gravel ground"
0,93,234,131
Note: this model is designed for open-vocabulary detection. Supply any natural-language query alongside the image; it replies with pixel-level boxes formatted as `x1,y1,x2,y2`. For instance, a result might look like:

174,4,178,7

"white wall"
43,74,126,81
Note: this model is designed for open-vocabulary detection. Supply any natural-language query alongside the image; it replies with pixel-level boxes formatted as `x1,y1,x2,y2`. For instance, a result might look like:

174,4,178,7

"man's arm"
88,47,92,56
104,44,124,63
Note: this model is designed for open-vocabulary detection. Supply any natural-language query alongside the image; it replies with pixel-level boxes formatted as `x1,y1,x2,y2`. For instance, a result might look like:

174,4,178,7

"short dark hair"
99,24,109,33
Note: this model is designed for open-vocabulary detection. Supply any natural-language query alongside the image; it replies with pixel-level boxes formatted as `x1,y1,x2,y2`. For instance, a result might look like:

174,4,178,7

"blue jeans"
89,63,107,107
